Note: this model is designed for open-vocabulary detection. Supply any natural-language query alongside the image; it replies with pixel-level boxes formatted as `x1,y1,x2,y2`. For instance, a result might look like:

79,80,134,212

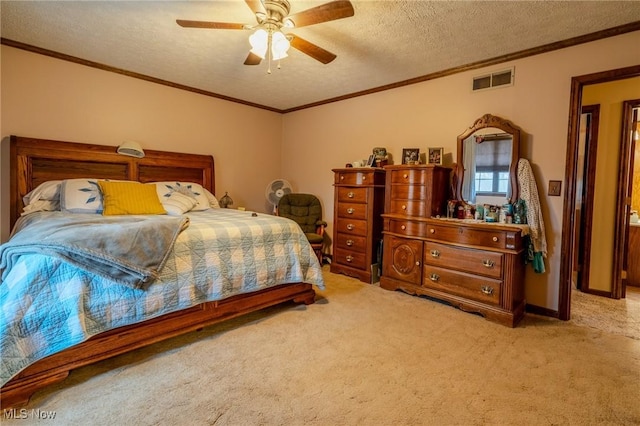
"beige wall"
0,45,284,242
282,30,640,310
1,30,639,312
582,78,640,292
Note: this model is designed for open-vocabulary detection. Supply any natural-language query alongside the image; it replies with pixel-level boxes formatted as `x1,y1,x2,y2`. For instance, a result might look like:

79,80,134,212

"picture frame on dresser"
402,148,419,165
428,147,444,165
365,154,376,167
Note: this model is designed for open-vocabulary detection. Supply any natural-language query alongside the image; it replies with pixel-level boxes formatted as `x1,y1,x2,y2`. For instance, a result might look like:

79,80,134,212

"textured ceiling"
2,1,640,112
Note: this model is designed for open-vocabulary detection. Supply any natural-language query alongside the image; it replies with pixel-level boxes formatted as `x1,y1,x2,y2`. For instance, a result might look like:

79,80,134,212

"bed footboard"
1,283,315,409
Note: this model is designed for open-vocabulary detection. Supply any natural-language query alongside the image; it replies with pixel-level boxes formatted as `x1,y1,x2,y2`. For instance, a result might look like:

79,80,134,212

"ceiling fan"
176,0,354,70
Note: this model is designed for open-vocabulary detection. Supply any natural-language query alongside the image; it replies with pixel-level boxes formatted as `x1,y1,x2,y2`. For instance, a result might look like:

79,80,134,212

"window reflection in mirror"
461,131,513,204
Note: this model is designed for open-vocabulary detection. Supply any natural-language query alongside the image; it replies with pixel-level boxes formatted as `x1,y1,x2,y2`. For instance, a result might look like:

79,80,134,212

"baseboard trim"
526,303,560,319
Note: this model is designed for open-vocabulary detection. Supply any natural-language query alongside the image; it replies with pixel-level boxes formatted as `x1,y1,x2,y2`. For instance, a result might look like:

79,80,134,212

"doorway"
559,65,640,321
614,101,640,297
571,104,599,293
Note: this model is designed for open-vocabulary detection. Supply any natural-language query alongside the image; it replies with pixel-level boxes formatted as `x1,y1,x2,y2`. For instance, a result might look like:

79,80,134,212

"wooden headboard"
9,135,215,229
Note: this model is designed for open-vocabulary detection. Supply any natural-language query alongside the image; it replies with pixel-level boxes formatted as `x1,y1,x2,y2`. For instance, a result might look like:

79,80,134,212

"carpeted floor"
570,286,640,340
3,267,640,425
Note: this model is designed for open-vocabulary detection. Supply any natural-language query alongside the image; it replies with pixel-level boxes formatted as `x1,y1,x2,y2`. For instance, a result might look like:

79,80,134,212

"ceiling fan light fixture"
249,28,268,58
271,30,291,60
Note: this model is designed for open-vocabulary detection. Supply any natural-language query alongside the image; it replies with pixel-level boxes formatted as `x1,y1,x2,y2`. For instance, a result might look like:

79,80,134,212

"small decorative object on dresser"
380,114,527,327
428,147,444,165
331,168,386,283
402,148,420,165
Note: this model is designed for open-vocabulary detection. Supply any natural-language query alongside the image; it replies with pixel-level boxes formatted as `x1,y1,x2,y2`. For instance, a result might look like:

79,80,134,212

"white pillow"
155,182,210,211
23,180,62,205
21,199,60,216
203,188,220,209
162,191,197,216
60,178,104,213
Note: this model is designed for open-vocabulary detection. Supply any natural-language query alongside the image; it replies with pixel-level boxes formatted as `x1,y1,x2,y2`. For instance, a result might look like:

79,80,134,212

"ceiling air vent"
472,68,514,91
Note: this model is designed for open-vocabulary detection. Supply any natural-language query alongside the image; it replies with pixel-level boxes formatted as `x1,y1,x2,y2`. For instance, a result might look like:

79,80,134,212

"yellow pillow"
98,181,166,215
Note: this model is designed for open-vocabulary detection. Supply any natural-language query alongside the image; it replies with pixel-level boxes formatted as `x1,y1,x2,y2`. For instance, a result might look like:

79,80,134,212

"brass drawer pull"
347,208,355,214
362,176,367,181
346,255,354,263
340,176,344,180
403,173,408,179
481,285,494,295
347,191,355,198
430,250,440,258
346,224,354,230
346,239,354,246
482,259,495,268
416,261,421,266
401,225,406,230
492,236,499,242
429,228,435,234
402,205,407,210
429,273,440,282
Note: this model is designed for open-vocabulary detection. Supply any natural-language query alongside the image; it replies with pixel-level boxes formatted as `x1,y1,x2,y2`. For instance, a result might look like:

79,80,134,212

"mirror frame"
455,113,521,205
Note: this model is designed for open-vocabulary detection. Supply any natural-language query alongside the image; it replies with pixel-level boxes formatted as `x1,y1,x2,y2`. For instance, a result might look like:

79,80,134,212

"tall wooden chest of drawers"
331,168,386,283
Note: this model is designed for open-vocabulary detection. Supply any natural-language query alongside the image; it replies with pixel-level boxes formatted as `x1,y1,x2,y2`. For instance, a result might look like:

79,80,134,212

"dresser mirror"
455,114,520,205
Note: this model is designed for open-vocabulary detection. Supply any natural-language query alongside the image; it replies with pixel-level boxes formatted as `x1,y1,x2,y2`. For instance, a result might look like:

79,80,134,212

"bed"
0,136,324,408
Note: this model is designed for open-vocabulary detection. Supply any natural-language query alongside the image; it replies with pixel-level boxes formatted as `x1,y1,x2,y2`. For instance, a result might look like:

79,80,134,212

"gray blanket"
0,212,189,288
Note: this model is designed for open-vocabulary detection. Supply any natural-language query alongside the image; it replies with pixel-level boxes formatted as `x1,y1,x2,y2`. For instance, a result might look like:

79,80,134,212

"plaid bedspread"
0,209,324,386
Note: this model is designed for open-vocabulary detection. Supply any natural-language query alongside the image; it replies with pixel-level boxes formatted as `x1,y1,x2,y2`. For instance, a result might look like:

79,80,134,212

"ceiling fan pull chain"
267,31,273,74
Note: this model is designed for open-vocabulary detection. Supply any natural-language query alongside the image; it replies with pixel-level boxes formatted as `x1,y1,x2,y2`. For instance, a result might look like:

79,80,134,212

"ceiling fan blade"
244,0,266,16
287,0,354,28
244,52,263,66
289,35,337,64
176,19,246,30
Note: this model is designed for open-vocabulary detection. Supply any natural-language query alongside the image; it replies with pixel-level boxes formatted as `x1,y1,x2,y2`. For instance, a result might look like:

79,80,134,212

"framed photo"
402,148,420,165
365,154,376,167
428,147,444,165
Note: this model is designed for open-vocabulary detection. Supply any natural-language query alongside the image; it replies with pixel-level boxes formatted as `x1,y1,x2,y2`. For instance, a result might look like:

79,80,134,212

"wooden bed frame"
1,136,316,409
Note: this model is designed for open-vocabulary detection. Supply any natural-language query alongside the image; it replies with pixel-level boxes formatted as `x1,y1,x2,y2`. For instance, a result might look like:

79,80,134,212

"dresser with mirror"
380,114,527,327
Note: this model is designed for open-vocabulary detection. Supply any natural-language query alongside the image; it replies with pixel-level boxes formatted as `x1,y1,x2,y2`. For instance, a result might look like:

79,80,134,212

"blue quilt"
0,209,324,386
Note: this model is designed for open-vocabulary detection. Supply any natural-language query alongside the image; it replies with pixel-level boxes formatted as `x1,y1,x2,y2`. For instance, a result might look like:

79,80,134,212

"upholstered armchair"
277,193,327,264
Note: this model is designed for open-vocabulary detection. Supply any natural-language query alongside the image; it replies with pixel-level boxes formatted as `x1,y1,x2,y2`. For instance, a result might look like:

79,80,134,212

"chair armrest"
315,220,327,236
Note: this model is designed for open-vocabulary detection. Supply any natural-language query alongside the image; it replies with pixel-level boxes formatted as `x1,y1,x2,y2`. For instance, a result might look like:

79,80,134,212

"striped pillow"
98,181,166,215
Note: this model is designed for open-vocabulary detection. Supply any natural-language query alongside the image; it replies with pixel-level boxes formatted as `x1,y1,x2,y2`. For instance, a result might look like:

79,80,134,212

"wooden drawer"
424,242,503,279
426,223,514,251
336,233,367,253
336,202,368,220
389,184,428,201
333,248,367,269
390,168,430,185
337,187,367,203
387,219,427,237
423,265,502,306
389,200,428,217
335,170,384,186
335,218,368,236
